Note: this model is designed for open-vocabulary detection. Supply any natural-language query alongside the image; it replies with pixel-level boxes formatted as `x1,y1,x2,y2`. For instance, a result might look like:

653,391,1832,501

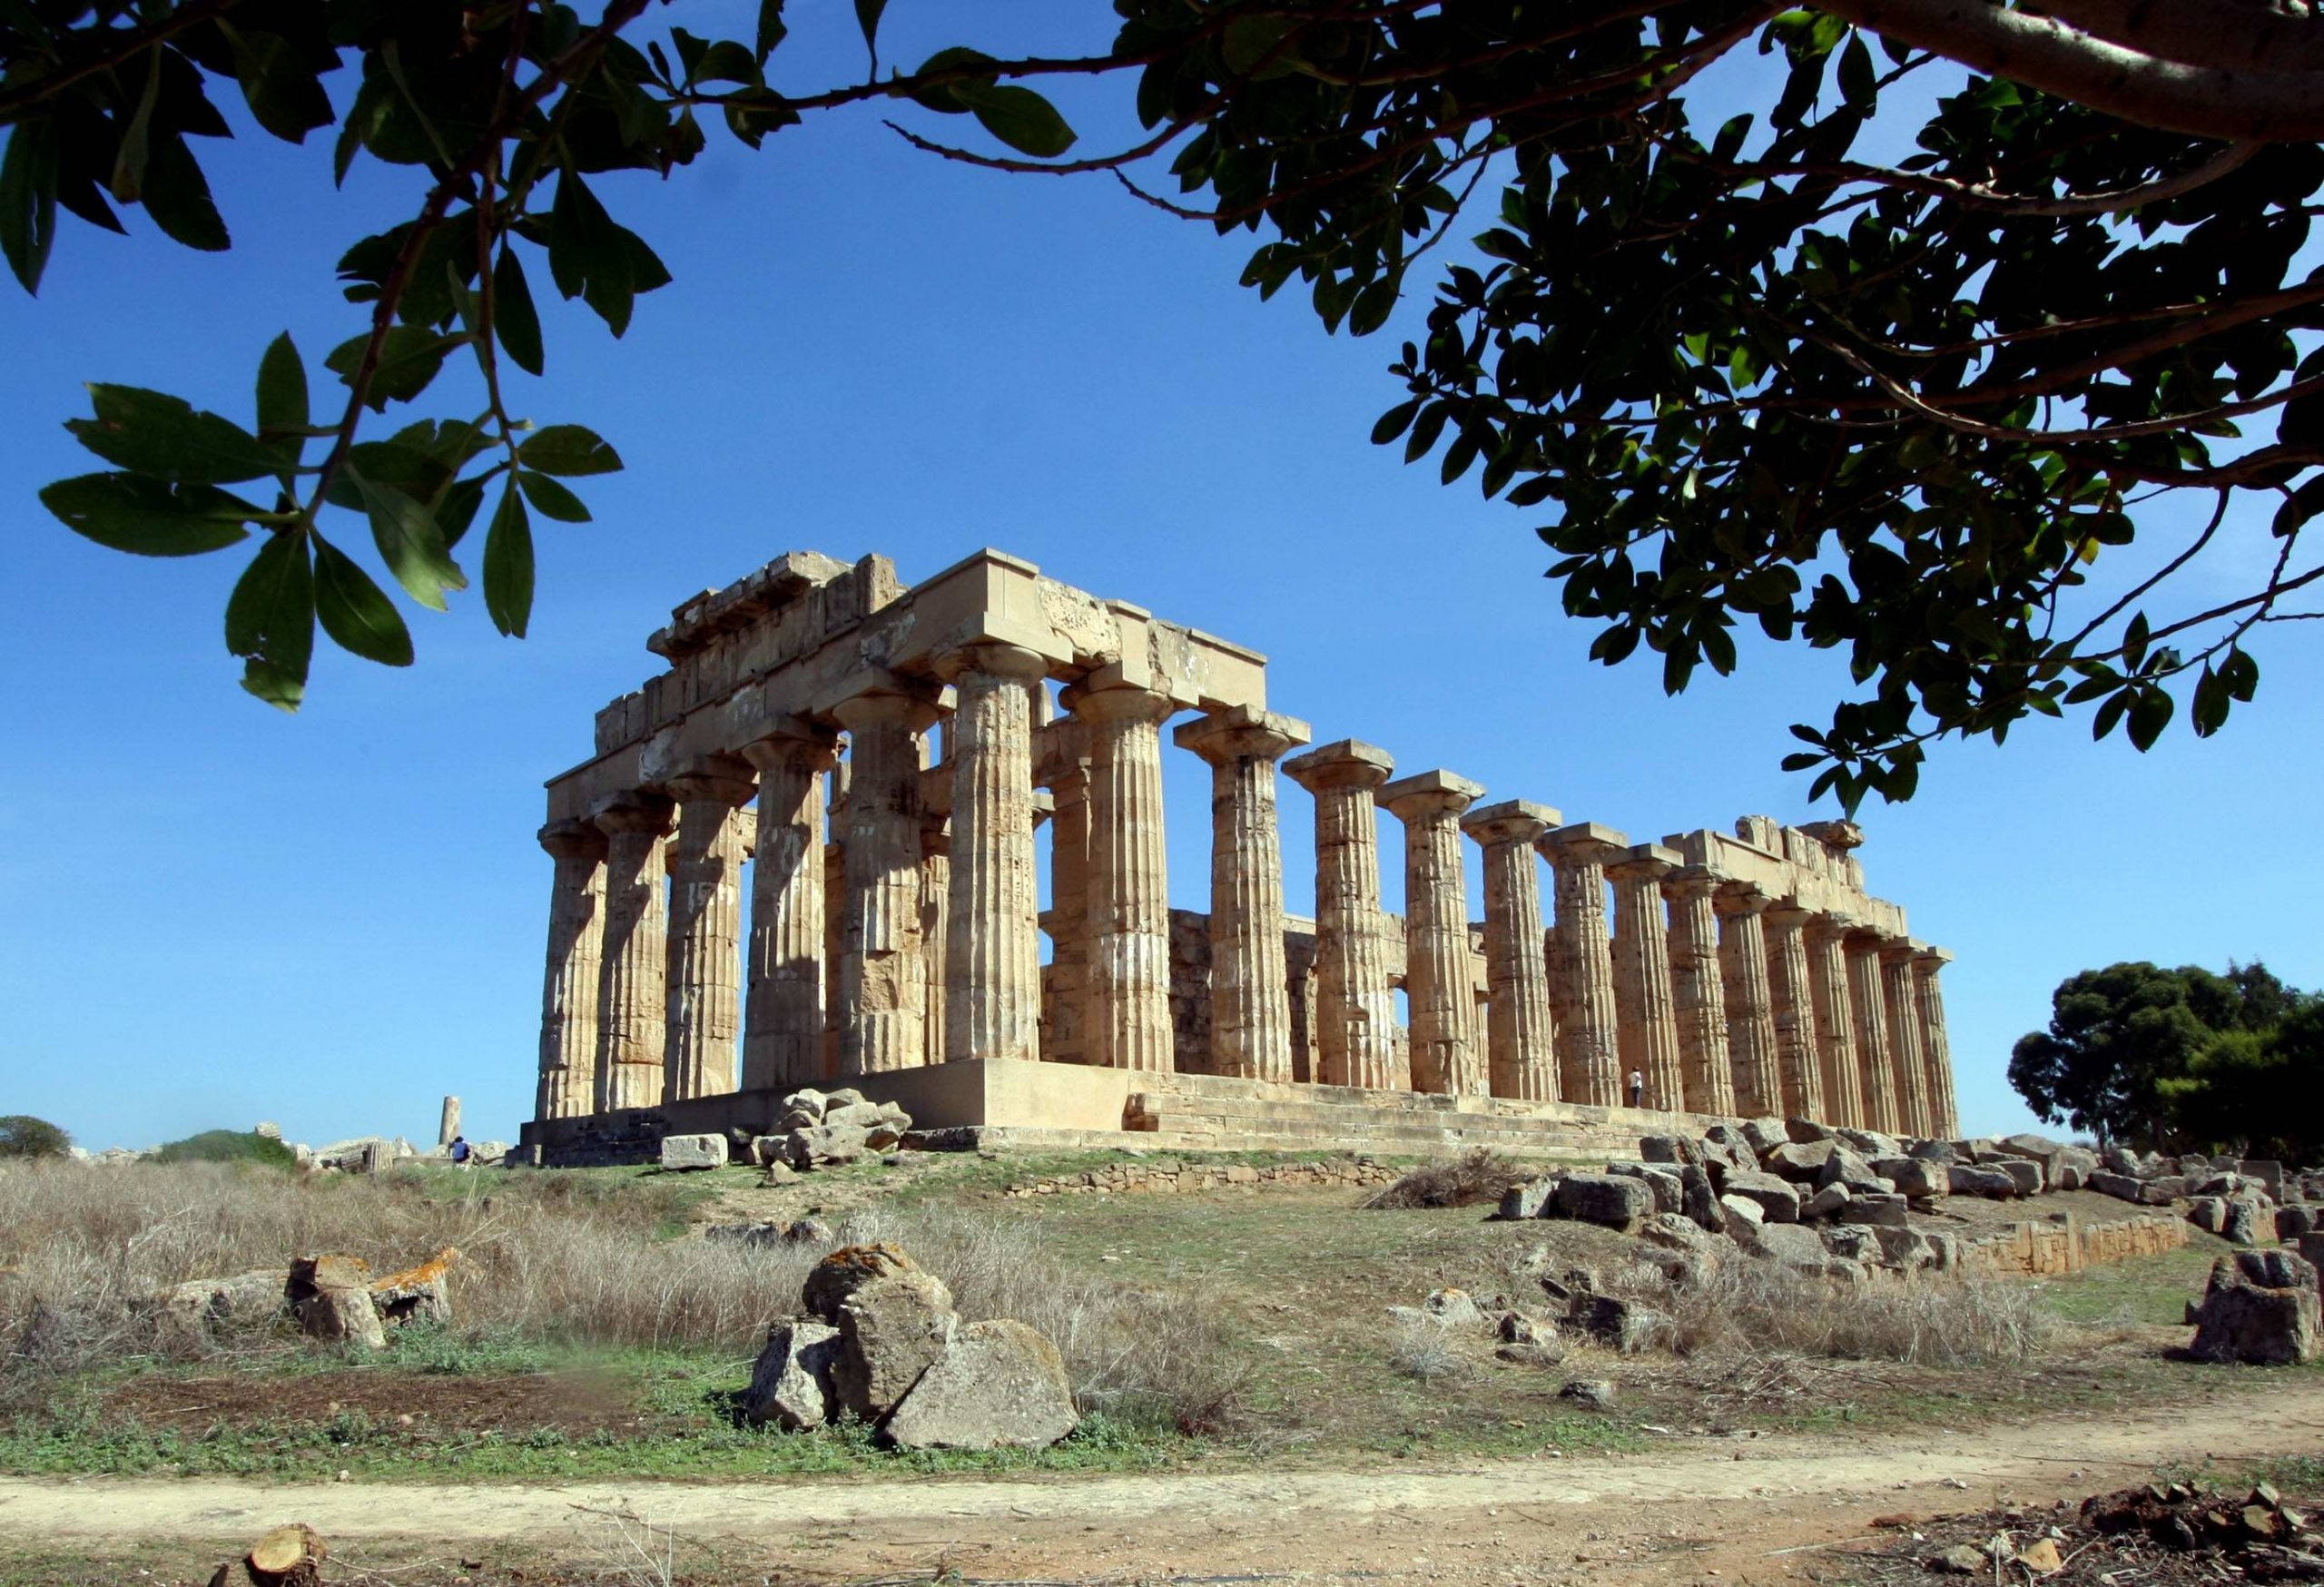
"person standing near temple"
1627,1069,1645,1109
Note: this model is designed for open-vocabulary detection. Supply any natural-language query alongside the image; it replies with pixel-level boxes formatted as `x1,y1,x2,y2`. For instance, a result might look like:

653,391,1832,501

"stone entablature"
525,548,1958,1157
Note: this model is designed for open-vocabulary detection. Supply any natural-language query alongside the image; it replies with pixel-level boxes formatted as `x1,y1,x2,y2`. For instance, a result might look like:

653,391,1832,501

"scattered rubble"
747,1088,913,1177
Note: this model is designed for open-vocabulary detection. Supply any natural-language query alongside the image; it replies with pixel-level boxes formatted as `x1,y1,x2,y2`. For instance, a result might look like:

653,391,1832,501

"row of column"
537,661,1957,1139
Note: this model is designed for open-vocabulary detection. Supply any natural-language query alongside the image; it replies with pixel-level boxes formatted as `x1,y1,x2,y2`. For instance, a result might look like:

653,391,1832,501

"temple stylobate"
522,550,1957,1165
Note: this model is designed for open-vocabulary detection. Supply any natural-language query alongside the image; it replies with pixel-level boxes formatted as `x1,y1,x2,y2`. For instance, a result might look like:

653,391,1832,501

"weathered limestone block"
743,1318,844,1429
1562,1293,1669,1354
1605,1161,1684,1215
1994,1159,2043,1197
1721,1171,1801,1224
1874,1157,1949,1199
1748,1222,1827,1267
1285,740,1401,1089
803,1243,923,1322
1462,800,1561,1101
2226,1198,2280,1247
1719,1193,1767,1243
1662,867,1733,1115
1499,1178,1559,1220
883,1318,1079,1450
1380,770,1487,1097
1950,1163,2021,1199
287,1254,385,1350
1553,1172,1653,1232
156,1269,287,1351
2189,1250,2321,1365
1799,1182,1850,1220
1607,843,1686,1112
369,1247,457,1328
1838,1192,1909,1227
1761,1140,1837,1184
660,1132,728,1170
1679,1163,1721,1231
834,1270,960,1422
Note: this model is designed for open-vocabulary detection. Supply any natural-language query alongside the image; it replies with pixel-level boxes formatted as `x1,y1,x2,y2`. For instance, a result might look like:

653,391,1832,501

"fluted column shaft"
1762,904,1826,1122
738,727,837,1092
1542,826,1626,1107
1806,915,1865,1128
920,813,950,1068
1882,943,1932,1137
1462,801,1560,1101
1846,930,1899,1133
1177,708,1308,1083
1663,868,1734,1116
663,764,756,1102
821,760,849,1081
592,793,675,1112
1285,740,1398,1089
1717,884,1782,1118
944,645,1046,1063
1041,748,1092,1064
1075,685,1177,1073
1380,772,1486,1097
1608,846,1683,1112
1915,951,1959,1138
831,692,941,1076
536,821,607,1119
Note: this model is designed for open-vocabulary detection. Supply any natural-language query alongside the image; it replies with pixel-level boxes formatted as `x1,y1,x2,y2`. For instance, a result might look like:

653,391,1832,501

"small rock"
1558,1377,1617,1409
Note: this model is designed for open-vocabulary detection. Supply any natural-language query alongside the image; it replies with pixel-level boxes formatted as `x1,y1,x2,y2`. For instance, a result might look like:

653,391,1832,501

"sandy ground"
6,1376,2322,1584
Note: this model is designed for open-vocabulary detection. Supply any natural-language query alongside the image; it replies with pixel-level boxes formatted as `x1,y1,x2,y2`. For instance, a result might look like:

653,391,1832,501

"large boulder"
2087,1170,2151,1204
743,1319,844,1430
1839,1192,1910,1227
1740,1119,1791,1156
1679,1163,1722,1231
2188,1250,2321,1365
882,1319,1079,1450
2225,1198,2280,1247
1719,1192,1768,1243
659,1133,728,1171
803,1244,923,1323
287,1254,384,1350
1837,1129,1903,1161
1747,1222,1827,1268
156,1269,286,1350
833,1270,959,1422
1721,1171,1802,1224
1950,1164,2021,1199
1817,1147,1887,1195
1993,1159,2044,1197
2188,1196,2230,1234
1639,1134,1701,1166
2056,1147,2100,1190
1910,1138,1961,1165
1605,1162,1683,1215
1799,1182,1851,1221
1554,1173,1653,1233
1760,1141,1837,1184
1498,1178,1558,1220
1873,1157,1947,1199
1994,1133,2067,1187
787,1123,872,1169
369,1247,456,1328
1785,1118,1839,1145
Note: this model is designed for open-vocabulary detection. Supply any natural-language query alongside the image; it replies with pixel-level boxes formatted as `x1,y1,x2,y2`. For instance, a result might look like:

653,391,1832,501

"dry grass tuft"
0,1159,1246,1430
1360,1148,1527,1210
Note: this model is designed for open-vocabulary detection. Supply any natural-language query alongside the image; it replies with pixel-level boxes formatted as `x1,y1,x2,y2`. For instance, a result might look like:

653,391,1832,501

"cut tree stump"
247,1523,326,1585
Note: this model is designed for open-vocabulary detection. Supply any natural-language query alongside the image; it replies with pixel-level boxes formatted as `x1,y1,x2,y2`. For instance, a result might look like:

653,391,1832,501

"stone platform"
522,1059,1736,1168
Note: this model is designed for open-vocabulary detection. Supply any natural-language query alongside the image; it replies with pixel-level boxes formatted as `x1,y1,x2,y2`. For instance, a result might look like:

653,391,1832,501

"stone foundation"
1954,1211,2190,1277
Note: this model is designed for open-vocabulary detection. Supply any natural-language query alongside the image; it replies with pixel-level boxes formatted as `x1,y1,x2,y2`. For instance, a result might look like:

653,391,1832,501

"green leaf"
322,326,462,411
139,132,231,252
1837,34,1876,113
853,0,887,66
256,331,309,465
517,468,591,522
438,475,487,548
518,424,623,476
0,119,59,293
225,529,314,712
1223,16,1300,78
484,478,535,638
39,473,255,556
311,532,415,666
229,29,335,143
349,463,466,612
492,245,545,376
952,81,1077,158
757,0,789,61
907,45,1000,113
64,385,283,484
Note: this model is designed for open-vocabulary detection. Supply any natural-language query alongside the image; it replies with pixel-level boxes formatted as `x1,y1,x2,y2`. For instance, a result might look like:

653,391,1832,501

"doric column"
1845,927,1899,1133
830,688,943,1076
1039,731,1092,1065
1881,939,1932,1137
1540,823,1627,1107
1460,799,1561,1101
1662,867,1734,1116
1762,902,1826,1122
1379,770,1487,1096
535,819,607,1119
1607,843,1683,1113
1177,706,1310,1083
821,756,849,1081
919,807,950,1069
1716,882,1782,1118
1285,739,1399,1090
940,643,1047,1063
591,791,675,1112
661,759,757,1102
1070,684,1177,1073
736,723,838,1093
1805,912,1864,1128
1914,945,1959,1138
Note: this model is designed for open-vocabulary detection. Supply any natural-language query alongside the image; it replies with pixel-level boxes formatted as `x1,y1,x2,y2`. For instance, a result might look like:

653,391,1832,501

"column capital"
1605,842,1679,884
1461,798,1561,847
1713,879,1770,917
1538,821,1630,865
933,641,1049,684
1174,704,1312,767
1060,680,1177,727
1379,769,1486,823
1660,863,1723,902
657,754,757,808
1913,941,1954,971
736,716,840,774
591,789,675,837
829,684,943,734
538,818,608,861
1842,923,1888,951
1284,737,1394,794
1877,936,1920,966
1762,898,1816,929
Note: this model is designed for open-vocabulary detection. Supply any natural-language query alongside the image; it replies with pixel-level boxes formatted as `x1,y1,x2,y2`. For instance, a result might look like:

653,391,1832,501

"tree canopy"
2010,960,2322,1158
6,2,2321,810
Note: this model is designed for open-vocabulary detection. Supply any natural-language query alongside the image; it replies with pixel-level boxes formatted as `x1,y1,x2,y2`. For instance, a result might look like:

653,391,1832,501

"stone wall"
1954,1211,2190,1277
997,1154,1402,1198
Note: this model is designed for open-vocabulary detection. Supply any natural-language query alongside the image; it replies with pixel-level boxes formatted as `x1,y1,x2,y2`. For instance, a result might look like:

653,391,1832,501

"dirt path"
10,1382,2323,1583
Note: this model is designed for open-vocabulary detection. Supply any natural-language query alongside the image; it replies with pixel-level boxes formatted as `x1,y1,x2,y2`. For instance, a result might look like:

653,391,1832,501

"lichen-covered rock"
743,1318,843,1429
1553,1172,1653,1232
2189,1250,2321,1365
2225,1198,2279,1247
881,1319,1078,1450
659,1133,728,1171
1747,1222,1827,1267
1679,1163,1721,1231
803,1243,923,1322
1606,1162,1683,1215
833,1270,958,1422
156,1269,286,1351
1498,1178,1557,1220
287,1254,384,1350
1563,1292,1668,1354
369,1247,457,1327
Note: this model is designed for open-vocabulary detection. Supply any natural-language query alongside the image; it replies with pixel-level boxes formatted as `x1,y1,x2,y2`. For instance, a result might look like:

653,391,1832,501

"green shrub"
152,1129,297,1170
0,1116,71,1159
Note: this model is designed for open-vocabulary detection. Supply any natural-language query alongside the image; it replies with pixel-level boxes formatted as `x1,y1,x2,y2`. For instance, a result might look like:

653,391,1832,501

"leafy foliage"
151,1128,299,1169
5,2,2320,810
2009,961,2319,1152
0,1116,71,1159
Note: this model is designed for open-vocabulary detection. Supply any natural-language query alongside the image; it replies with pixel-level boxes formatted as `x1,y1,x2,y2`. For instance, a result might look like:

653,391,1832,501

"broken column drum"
523,548,1957,1153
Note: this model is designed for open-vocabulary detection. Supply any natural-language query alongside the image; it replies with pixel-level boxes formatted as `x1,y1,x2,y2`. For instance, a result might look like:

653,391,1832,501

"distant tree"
2173,1000,2324,1164
0,1115,72,1159
153,1128,297,1169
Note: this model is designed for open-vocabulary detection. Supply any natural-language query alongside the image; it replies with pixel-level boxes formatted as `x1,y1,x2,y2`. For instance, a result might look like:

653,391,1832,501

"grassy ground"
0,1154,2293,1484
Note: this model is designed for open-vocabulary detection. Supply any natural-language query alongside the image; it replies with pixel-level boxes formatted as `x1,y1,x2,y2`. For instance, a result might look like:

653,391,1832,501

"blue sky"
2,3,2316,1150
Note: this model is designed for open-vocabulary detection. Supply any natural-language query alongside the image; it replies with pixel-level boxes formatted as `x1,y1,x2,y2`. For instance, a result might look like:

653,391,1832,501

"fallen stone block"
1640,1211,1718,1253
2189,1196,2230,1235
1760,1141,1837,1184
833,1269,959,1423
2280,1206,2319,1240
1498,1178,1558,1220
1638,1134,1701,1166
2087,1170,2148,1203
1817,1146,1887,1195
1837,1129,1903,1161
1719,1192,1767,1242
1949,1164,2020,1199
2189,1249,2321,1365
1839,1192,1910,1227
803,1244,923,1322
1554,1172,1653,1232
2225,1198,2279,1247
1605,1162,1683,1215
659,1133,728,1171
1874,1157,1948,1199
1799,1182,1851,1221
369,1247,456,1328
1721,1171,1802,1224
1564,1293,1668,1354
287,1254,384,1350
156,1269,287,1350
1748,1222,1827,1267
743,1318,843,1429
1679,1163,1721,1231
883,1318,1078,1450
1994,1159,2043,1197
1784,1118,1838,1144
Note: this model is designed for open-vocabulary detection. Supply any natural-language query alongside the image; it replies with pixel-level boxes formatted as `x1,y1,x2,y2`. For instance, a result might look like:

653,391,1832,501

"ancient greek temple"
521,550,1957,1165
